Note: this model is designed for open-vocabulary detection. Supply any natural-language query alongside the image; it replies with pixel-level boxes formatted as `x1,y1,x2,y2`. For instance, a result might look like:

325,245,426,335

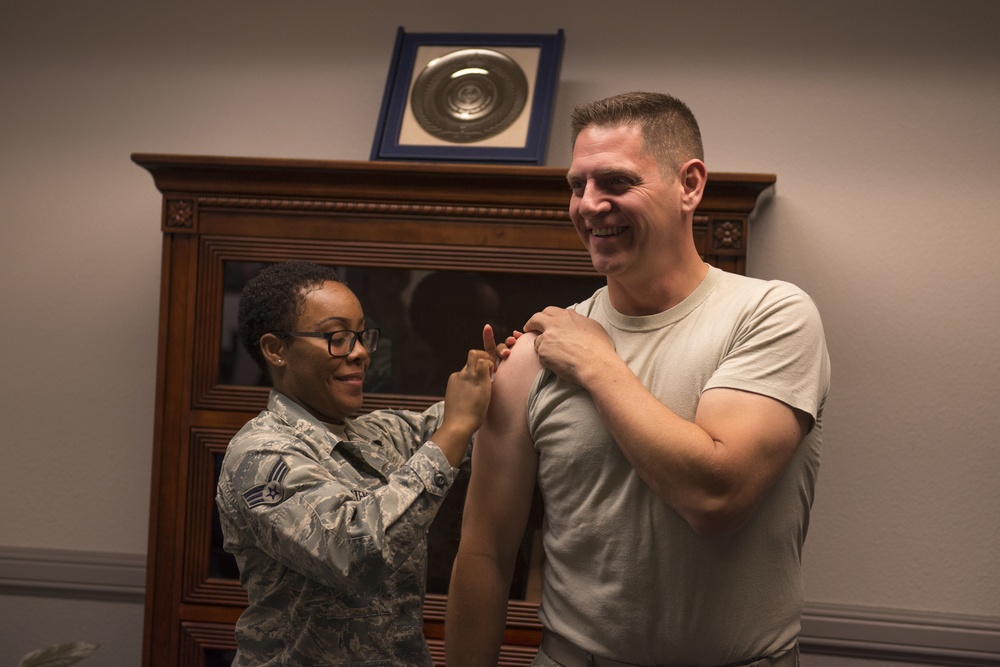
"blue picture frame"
370,28,564,165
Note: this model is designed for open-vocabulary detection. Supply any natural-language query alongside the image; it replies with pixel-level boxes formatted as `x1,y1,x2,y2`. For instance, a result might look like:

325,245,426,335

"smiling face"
567,122,707,311
568,123,685,284
266,280,371,424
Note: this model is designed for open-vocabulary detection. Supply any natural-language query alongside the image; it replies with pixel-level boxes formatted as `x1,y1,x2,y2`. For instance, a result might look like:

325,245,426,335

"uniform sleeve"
217,420,458,594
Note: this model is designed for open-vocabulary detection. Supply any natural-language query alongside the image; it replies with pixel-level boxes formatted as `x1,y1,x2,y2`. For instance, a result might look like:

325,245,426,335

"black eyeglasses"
271,328,380,358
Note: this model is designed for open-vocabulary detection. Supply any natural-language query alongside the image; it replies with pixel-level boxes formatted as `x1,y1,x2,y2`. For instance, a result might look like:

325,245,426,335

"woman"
215,261,494,666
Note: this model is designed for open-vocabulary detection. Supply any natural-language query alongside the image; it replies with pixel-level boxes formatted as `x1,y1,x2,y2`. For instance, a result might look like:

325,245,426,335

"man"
446,92,831,667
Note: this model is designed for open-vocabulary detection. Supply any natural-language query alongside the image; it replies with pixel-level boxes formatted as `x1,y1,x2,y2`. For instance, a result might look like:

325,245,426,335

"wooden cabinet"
133,154,774,667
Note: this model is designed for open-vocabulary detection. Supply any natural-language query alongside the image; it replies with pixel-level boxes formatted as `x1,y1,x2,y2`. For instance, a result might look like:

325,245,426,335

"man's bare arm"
446,333,541,665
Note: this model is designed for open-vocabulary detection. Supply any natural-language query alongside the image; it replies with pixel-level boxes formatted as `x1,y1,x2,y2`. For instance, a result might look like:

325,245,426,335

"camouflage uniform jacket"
216,390,464,666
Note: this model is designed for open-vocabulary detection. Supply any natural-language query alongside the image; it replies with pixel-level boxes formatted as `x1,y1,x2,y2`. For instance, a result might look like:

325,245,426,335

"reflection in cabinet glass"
204,650,237,667
218,261,604,397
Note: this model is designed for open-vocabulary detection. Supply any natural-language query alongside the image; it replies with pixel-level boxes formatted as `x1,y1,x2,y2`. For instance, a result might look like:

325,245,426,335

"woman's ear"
679,158,707,213
259,333,287,369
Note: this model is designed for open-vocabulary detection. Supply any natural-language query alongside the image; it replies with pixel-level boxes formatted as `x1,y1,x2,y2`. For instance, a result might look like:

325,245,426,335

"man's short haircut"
238,261,344,374
570,91,705,173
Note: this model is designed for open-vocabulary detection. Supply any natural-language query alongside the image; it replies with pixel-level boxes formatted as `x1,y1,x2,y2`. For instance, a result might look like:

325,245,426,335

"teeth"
592,226,626,237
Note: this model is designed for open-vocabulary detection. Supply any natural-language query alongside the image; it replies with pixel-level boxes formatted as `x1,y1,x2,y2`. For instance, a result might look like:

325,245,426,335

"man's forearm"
445,551,511,666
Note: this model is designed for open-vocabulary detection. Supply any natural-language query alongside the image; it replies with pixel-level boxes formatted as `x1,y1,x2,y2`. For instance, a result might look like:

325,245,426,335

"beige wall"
1,0,998,663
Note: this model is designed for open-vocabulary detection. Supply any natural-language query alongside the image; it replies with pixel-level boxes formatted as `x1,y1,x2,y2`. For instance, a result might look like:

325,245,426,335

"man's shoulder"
568,286,606,316
493,332,544,399
502,330,541,365
715,271,817,312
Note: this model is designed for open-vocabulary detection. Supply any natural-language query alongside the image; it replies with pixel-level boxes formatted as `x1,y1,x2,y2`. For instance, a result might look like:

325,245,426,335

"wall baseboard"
801,602,1000,666
1,546,996,664
0,545,144,604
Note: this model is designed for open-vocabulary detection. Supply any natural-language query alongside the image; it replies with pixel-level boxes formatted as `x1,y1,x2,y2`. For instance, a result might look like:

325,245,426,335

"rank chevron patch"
243,459,290,509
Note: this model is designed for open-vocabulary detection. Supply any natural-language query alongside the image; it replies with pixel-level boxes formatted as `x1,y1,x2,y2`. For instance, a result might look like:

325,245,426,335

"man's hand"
524,307,615,386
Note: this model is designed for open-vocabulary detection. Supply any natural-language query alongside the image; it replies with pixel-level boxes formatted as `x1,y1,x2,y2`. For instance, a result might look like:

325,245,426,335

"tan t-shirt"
527,266,831,665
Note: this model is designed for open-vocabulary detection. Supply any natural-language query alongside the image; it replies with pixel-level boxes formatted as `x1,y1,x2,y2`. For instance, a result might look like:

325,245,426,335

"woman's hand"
482,324,523,368
433,349,494,467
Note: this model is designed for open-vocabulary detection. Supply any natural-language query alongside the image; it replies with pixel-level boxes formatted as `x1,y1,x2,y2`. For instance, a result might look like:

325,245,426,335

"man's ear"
259,333,287,369
679,159,707,213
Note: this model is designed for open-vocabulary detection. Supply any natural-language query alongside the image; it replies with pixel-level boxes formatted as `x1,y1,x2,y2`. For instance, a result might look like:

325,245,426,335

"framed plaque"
370,28,564,165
